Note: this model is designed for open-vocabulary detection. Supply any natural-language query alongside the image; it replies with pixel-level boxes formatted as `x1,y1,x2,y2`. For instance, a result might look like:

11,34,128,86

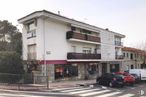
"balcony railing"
27,52,37,60
27,29,36,39
116,55,124,59
66,31,101,43
67,52,101,59
115,41,123,46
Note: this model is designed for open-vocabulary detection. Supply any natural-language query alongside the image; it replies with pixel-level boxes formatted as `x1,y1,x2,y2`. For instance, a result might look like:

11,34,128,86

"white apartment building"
18,10,125,82
121,47,146,71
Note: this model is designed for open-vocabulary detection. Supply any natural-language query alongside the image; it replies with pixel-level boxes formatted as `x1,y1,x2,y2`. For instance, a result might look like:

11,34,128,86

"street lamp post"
43,18,49,89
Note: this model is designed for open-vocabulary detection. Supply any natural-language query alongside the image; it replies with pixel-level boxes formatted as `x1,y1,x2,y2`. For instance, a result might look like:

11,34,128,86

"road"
51,82,146,97
0,82,146,97
0,89,77,97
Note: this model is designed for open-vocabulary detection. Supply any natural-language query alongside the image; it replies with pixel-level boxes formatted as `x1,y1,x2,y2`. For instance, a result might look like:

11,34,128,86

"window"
130,53,133,60
82,47,92,54
27,44,36,60
71,46,76,52
127,53,129,57
27,22,35,31
135,54,137,59
131,65,134,69
27,22,36,38
123,53,125,57
80,29,91,35
88,64,97,75
71,26,76,31
55,64,78,79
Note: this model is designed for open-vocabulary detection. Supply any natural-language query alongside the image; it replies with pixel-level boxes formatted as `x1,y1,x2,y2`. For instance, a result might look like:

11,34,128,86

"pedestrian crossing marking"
61,87,93,92
68,88,100,94
52,86,136,97
94,91,121,97
118,93,135,97
52,86,81,91
0,93,45,97
0,86,136,97
80,90,111,96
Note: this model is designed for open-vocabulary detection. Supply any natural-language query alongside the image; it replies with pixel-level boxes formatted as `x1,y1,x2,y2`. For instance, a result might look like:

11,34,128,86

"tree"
0,20,21,51
0,20,18,41
0,51,24,83
0,20,23,83
10,32,22,55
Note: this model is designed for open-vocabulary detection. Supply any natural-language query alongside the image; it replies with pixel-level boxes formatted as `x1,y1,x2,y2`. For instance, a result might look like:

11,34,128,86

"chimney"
58,11,60,15
105,28,109,31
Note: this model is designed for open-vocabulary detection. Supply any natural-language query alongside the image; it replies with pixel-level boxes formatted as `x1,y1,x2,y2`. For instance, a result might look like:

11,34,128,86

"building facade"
121,47,146,71
18,10,125,82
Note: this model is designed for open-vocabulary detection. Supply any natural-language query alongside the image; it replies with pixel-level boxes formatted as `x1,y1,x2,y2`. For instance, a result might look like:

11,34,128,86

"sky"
0,0,146,47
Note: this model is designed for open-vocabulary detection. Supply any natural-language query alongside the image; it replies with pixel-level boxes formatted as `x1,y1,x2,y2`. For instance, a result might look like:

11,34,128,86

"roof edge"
18,10,125,37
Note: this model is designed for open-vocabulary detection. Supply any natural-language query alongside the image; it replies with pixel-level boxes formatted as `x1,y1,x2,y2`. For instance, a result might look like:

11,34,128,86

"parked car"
115,72,135,85
96,73,124,87
128,69,146,81
131,73,141,83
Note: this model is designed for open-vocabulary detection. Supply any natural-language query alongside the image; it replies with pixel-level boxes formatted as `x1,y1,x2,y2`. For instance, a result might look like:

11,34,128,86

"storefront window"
87,64,97,75
110,64,119,72
55,64,78,79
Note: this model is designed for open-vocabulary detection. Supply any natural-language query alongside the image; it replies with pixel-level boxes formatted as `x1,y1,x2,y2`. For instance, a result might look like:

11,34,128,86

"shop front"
54,62,100,81
109,61,121,73
54,64,78,80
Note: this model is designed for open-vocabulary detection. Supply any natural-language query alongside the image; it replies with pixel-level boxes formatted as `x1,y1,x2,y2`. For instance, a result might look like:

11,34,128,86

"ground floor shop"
24,61,122,83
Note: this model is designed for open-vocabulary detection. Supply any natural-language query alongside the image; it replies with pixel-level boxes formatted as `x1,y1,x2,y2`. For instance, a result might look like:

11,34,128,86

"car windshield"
115,74,125,78
131,74,137,77
114,74,124,78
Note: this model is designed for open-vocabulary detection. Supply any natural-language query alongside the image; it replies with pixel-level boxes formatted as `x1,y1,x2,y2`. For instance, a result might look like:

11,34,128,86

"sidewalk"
0,79,96,91
49,79,96,89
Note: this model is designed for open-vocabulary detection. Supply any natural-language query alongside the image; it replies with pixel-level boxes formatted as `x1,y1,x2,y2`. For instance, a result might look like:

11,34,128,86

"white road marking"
61,87,93,92
80,90,111,97
0,93,45,97
94,91,121,97
68,88,100,94
52,86,81,91
118,93,135,97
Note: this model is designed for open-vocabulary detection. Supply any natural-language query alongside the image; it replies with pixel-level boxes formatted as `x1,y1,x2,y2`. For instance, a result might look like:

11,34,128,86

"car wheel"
119,84,124,88
97,80,101,85
109,82,113,87
130,82,134,86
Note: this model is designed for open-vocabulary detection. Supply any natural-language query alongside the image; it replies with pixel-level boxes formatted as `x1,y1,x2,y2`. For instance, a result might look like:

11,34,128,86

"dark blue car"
96,73,124,87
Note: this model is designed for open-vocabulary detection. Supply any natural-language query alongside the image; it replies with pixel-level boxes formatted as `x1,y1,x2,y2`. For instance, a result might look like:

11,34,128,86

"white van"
128,69,146,80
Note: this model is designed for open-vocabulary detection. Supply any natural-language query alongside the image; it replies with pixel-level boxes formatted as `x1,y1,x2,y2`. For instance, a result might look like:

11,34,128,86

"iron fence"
0,73,48,90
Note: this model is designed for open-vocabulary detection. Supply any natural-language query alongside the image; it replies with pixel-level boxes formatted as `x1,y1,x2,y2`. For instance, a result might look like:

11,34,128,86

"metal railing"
67,52,101,59
66,31,101,43
0,73,48,90
115,41,123,46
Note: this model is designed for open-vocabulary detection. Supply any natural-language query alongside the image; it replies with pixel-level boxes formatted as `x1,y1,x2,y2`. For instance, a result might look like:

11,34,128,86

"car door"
102,73,110,85
105,74,113,85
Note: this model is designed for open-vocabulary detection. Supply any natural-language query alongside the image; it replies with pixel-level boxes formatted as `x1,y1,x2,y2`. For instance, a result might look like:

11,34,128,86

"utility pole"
43,18,49,89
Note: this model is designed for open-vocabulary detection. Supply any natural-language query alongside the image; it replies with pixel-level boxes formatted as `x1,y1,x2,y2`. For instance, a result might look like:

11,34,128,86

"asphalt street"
0,82,146,97
0,89,77,97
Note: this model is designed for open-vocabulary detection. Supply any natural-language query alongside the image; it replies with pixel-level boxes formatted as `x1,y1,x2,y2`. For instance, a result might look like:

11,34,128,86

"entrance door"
102,63,107,74
110,64,119,72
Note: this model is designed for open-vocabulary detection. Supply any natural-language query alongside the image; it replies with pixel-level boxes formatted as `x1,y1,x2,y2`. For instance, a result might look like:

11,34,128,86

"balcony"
115,41,123,46
116,55,124,59
66,31,101,43
67,52,101,59
27,52,37,60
